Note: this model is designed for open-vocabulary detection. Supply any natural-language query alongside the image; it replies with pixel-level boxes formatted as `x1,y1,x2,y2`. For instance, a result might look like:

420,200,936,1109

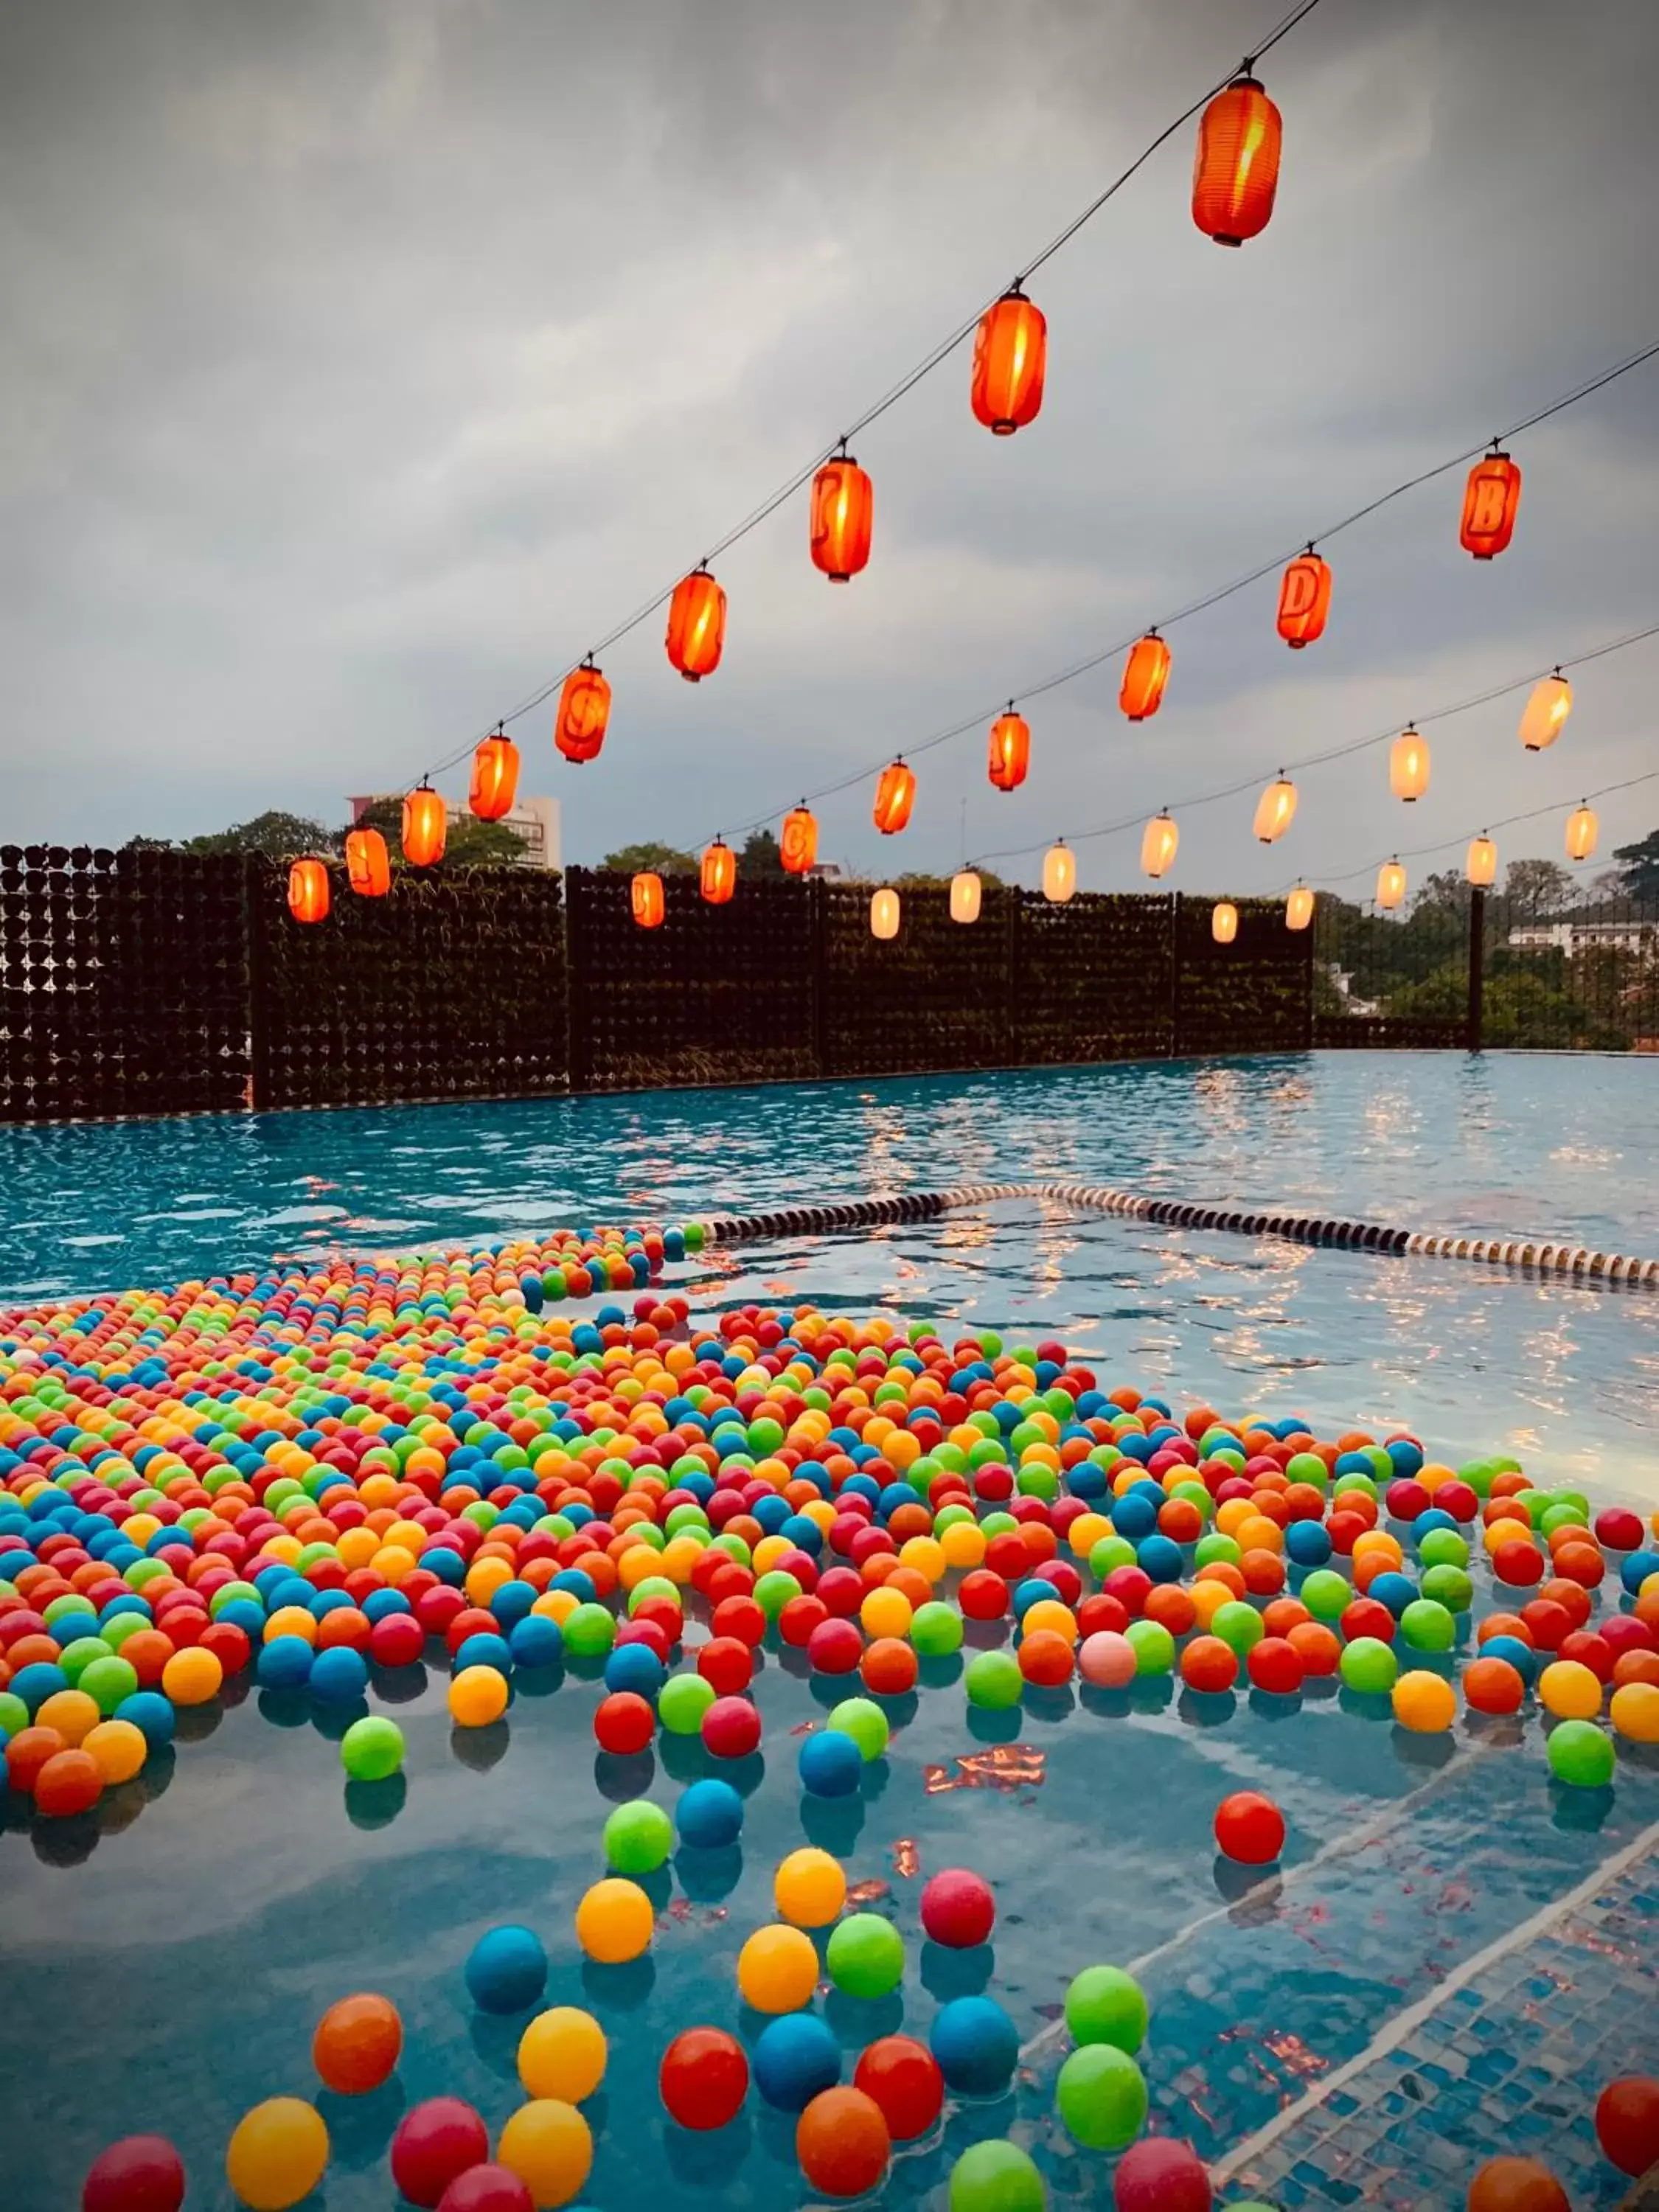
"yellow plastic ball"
1352,1528,1403,1570
1609,1680,1659,1744
1538,1659,1603,1721
226,2096,330,2211
1391,1670,1457,1733
939,1520,986,1571
1189,1578,1235,1630
465,1554,514,1605
1021,1598,1079,1646
497,2099,593,2209
1214,1498,1257,1540
162,1646,223,1706
736,1922,820,2012
1234,1513,1284,1557
264,1605,318,1646
35,1688,101,1747
773,1846,846,1929
448,1664,509,1728
83,1718,149,1784
574,1878,653,1964
898,1536,946,1585
534,1588,580,1627
860,1586,913,1641
1065,1512,1112,1559
518,2006,608,2102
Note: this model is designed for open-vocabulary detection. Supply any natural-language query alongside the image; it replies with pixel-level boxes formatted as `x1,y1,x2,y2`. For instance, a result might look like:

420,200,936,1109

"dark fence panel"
565,868,816,1092
821,882,1007,1076
1013,892,1175,1064
0,844,253,1121
1175,895,1314,1055
249,861,568,1109
1480,886,1659,1050
1312,886,1475,1050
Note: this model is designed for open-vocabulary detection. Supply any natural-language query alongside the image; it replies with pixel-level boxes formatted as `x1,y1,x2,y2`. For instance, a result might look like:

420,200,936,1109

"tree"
352,796,524,868
740,827,785,878
1501,857,1573,914
1411,869,1470,916
1611,827,1659,902
600,841,697,874
180,810,336,858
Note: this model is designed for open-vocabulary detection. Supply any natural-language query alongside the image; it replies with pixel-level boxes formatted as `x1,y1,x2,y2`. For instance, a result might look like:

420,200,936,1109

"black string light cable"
700,338,1659,854
406,0,1329,787
968,613,1659,871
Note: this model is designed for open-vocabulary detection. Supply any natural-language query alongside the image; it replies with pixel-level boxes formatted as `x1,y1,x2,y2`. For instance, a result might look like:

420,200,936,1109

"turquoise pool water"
3,1051,1658,2211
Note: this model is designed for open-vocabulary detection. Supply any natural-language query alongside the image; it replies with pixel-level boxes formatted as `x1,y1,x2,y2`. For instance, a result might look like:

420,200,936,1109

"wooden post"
1467,884,1486,1052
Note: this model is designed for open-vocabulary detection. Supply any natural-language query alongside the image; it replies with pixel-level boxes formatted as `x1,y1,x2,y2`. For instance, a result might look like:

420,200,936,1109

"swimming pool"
2,1052,1658,2211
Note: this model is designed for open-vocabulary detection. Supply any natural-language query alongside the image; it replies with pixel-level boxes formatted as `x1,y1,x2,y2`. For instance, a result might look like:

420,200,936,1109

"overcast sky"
2,0,1656,894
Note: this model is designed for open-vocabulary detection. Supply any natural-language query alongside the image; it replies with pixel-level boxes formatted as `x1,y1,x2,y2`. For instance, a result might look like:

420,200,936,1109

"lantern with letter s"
345,826,391,897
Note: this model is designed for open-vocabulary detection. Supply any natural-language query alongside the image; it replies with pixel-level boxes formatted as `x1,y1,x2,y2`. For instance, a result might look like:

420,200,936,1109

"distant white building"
348,794,561,871
1506,911,1655,958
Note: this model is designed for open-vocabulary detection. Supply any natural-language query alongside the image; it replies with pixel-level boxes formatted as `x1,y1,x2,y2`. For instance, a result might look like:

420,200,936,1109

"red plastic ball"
1557,1630,1614,1683
1247,1636,1304,1696
919,1868,995,1949
437,2164,535,2212
779,1594,828,1646
697,1635,754,1695
35,1747,103,1818
1077,1593,1130,1638
594,1691,655,1756
312,1991,403,2093
1595,1507,1645,1552
712,1595,766,1647
853,2034,944,2141
816,1568,864,1618
796,2086,891,2198
369,1613,425,1669
1340,1597,1397,1646
1493,1538,1545,1587
660,2026,749,2130
81,2135,187,2212
1385,1479,1430,1523
1017,1629,1074,1687
1518,1599,1573,1651
958,1571,1009,1621
1034,1560,1083,1607
807,1618,864,1674
1113,2136,1212,2212
1463,1656,1525,1715
1180,1636,1238,1694
1214,1790,1284,1866
860,1638,918,1695
1101,1566,1152,1618
391,2098,491,2209
1596,2076,1659,2178
700,1694,761,1759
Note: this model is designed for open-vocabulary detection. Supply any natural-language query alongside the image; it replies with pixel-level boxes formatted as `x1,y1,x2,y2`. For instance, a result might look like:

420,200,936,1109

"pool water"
2,1051,1658,2211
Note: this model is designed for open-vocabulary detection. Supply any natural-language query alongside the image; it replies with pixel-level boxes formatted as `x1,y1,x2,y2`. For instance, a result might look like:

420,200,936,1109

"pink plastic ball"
437,2166,536,2212
700,1694,762,1759
391,2098,491,2209
919,1867,995,1949
1079,1631,1138,1688
1113,2136,1213,2212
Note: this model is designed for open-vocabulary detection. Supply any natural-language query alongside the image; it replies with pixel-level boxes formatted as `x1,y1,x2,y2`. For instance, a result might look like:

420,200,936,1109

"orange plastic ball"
1180,1635,1239,1694
313,1992,404,2095
1463,1656,1525,1715
1465,2157,1571,2212
860,1638,919,1696
1017,1629,1074,1687
33,1746,103,1818
796,2087,891,2199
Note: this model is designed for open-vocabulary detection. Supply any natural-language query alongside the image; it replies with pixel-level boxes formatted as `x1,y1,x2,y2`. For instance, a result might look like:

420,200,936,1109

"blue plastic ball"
308,1646,369,1703
1110,1493,1157,1541
489,1579,537,1630
676,1777,745,1849
1621,1550,1659,1597
752,2012,843,2111
452,1632,514,1677
604,1642,666,1697
464,1924,549,2014
1366,1571,1419,1620
508,1614,563,1668
798,1728,863,1799
1481,1633,1537,1685
10,1661,69,1713
930,1994,1020,2095
257,1635,315,1689
114,1689,175,1748
1135,1534,1185,1585
1284,1520,1332,1568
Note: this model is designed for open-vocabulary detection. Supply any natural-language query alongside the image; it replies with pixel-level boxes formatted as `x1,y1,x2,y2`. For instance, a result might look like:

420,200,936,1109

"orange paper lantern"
1120,633,1171,722
870,887,901,940
401,785,447,867
810,453,874,582
1377,858,1407,911
1192,73,1283,246
950,869,982,924
287,858,330,925
987,708,1030,793
873,760,917,835
1276,551,1331,648
1467,835,1498,887
1141,812,1179,880
666,568,727,681
345,826,391,898
1565,804,1599,862
556,658,611,764
470,729,521,821
700,840,737,904
970,287,1046,435
1461,449,1522,560
780,807,819,875
1253,777,1298,844
631,872,665,928
1390,728,1430,801
1285,885,1314,931
1211,900,1239,944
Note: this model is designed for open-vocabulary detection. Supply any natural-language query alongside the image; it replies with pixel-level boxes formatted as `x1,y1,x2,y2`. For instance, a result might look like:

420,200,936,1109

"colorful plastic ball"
796,2087,891,2200
161,1646,223,1706
574,1878,653,1964
1545,1717,1614,1788
603,1799,673,1875
450,1665,509,1727
861,1636,919,1695
964,1649,1023,1710
911,1601,964,1657
827,1694,889,1762
435,2166,534,2212
738,1922,821,2014
1482,1634,1537,1686
659,2026,748,2130
1018,1627,1075,1685
752,2012,842,2112
1595,2075,1659,2178
775,1846,847,1927
920,1867,995,1949
1180,1635,1238,1694
392,2098,493,2207
1065,1964,1148,2054
561,1603,616,1658
258,1637,314,1690
929,1994,1019,2095
799,1728,863,1798
1214,1790,1284,1865
1537,1659,1602,1721
516,2008,607,2104
1610,1680,1659,1742
466,1925,549,2015
1339,1636,1398,1694
1398,1598,1455,1653
224,2097,330,2211
1393,1671,1457,1733
83,1717,148,1786
495,2100,591,2210
1079,1630,1138,1688
594,1691,655,1756
1464,1655,1526,1716
309,1645,369,1703
827,1912,905,2000
698,1636,754,1695
854,2034,944,2141
1113,2137,1211,2212
658,1673,715,1735
949,2140,1046,2212
700,1695,761,1760
80,2135,187,2212
807,1618,865,1674
677,1776,745,1848
340,1714,404,1781
35,1747,103,1818
1057,2041,1149,2151
312,1992,403,2094
1465,2157,1571,2211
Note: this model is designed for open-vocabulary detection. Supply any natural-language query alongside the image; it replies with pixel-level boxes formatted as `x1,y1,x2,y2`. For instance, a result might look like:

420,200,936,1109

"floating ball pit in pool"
6,1237,1658,2212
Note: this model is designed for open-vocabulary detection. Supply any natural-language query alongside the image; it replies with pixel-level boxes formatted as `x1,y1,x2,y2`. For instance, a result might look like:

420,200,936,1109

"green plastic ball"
1546,1718,1614,1788
658,1674,717,1736
1399,1599,1455,1652
1211,1601,1265,1657
1124,1619,1175,1676
911,1602,964,1658
965,1650,1023,1711
1421,1563,1473,1613
753,1571,802,1620
0,1690,28,1742
1340,1636,1399,1694
1194,1532,1242,1569
339,1715,405,1781
1089,1536,1138,1579
1300,1569,1351,1622
1064,1965,1147,2054
1057,2041,1147,2150
562,1603,616,1658
58,1635,114,1686
603,1799,674,1874
948,2141,1046,2212
1417,1528,1470,1571
827,1696,889,1762
826,1912,905,1999
79,1655,140,1715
